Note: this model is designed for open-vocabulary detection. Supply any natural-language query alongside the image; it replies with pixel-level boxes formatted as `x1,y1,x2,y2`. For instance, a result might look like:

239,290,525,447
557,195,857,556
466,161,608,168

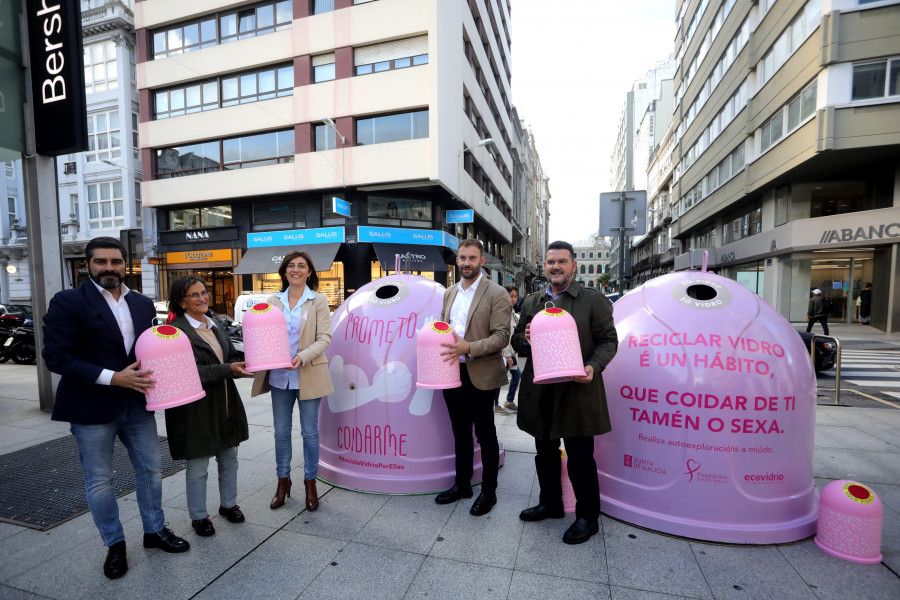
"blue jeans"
185,446,238,520
271,386,321,480
493,367,522,405
70,397,166,546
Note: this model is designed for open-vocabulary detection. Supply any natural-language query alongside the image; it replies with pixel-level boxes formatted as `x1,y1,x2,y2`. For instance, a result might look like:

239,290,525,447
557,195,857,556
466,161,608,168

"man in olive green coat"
512,241,618,544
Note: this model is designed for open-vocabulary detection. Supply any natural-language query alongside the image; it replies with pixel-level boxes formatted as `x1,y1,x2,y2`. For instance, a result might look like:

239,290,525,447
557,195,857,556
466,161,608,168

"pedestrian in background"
494,285,521,415
252,251,333,512
513,240,618,544
806,288,829,335
42,237,190,580
436,239,511,516
165,275,251,538
859,283,872,325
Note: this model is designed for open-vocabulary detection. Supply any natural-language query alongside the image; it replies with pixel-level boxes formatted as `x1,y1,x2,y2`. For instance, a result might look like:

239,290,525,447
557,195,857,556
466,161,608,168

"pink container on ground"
531,307,587,384
416,321,462,389
815,480,883,564
319,275,489,494
136,325,205,411
242,302,293,372
596,268,818,544
561,449,576,514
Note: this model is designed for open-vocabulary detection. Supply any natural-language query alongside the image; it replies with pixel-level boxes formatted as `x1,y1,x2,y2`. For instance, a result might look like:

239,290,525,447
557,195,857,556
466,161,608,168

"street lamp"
319,116,346,145
462,137,495,154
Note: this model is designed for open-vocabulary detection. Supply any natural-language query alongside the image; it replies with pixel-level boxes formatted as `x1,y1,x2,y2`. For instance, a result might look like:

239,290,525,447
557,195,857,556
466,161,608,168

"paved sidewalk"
1,325,898,600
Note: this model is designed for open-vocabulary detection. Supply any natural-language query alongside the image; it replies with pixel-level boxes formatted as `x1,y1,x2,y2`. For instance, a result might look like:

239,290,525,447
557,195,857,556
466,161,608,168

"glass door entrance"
810,253,874,323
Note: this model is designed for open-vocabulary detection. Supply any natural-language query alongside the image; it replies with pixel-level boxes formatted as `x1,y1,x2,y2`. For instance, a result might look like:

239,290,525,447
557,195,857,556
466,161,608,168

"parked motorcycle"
6,320,36,365
0,325,14,363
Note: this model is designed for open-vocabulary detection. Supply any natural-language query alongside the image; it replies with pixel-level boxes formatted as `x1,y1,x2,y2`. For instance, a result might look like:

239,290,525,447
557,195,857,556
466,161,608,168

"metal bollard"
810,333,842,405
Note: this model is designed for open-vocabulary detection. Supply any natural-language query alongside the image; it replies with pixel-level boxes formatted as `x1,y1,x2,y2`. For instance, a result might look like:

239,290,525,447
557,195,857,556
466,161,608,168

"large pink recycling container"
416,321,462,389
531,307,587,383
242,302,293,372
136,325,205,411
815,480,883,564
319,275,489,494
595,269,818,543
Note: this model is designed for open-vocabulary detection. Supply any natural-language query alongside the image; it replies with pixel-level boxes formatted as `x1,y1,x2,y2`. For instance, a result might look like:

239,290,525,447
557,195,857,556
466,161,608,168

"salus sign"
26,0,87,155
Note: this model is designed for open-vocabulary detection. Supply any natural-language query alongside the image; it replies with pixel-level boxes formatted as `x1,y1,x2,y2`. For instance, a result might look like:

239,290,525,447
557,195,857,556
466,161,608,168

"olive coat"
164,315,250,461
512,281,618,440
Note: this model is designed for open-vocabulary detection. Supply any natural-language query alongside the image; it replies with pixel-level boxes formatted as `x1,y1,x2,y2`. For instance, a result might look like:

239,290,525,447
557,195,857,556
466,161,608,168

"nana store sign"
26,0,87,156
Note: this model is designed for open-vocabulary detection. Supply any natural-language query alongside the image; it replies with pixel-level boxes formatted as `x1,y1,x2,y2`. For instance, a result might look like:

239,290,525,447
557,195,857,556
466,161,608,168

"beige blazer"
441,276,511,390
251,290,335,400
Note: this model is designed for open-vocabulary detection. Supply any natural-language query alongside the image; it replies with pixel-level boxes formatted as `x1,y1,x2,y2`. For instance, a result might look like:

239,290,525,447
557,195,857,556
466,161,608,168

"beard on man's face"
90,270,124,290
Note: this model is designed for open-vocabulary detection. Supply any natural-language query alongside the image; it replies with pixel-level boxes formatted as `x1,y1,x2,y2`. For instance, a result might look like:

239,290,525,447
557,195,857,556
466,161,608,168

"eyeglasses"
184,290,210,300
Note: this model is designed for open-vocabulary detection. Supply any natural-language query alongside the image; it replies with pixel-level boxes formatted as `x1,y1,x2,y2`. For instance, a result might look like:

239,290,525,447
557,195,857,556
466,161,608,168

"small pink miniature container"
531,307,586,384
816,480,883,564
136,325,205,411
242,303,293,372
416,321,462,389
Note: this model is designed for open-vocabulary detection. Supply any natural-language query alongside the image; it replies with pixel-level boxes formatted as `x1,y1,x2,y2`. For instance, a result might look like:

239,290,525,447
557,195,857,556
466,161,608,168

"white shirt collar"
185,313,217,329
90,278,130,300
459,272,483,294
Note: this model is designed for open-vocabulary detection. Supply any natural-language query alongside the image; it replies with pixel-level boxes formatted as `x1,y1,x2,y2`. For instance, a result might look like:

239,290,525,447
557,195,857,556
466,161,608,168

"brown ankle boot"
270,477,291,509
304,478,319,511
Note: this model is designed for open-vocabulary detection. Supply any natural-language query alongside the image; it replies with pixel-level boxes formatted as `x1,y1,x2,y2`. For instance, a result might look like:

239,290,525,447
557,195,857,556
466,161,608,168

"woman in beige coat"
252,251,334,511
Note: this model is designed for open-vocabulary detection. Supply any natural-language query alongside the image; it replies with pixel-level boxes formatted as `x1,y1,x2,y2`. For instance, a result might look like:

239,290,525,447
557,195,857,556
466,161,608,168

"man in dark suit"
436,239,511,516
512,241,618,544
42,237,189,580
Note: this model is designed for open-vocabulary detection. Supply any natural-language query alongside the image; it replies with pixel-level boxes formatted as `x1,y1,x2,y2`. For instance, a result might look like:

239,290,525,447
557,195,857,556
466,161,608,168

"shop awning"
482,252,502,271
234,243,341,275
373,243,449,272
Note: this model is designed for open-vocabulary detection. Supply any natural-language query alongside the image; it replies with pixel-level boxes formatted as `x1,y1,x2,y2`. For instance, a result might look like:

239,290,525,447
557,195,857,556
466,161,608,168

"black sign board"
26,0,88,156
159,226,240,246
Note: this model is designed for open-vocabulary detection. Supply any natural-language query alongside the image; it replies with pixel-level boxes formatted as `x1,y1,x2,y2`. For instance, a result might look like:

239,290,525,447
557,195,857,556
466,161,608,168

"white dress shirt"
269,286,316,390
448,272,483,362
91,279,135,386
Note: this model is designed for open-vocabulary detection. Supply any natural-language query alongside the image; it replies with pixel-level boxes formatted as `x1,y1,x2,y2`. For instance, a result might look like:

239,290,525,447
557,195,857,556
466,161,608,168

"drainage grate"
0,435,185,530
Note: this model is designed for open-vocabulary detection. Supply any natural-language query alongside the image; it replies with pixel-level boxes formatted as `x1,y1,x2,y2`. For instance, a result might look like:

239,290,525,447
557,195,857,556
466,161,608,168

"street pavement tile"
0,425,64,450
497,449,537,498
814,425,895,451
0,583,54,599
610,587,705,600
298,541,424,600
232,483,308,530
0,507,121,581
402,556,511,600
353,493,453,555
815,407,871,427
429,489,526,569
194,530,346,600
229,425,277,460
690,543,817,600
603,518,713,600
869,481,900,512
0,522,25,541
94,521,275,600
283,487,390,541
507,569,610,600
778,538,900,600
2,415,69,433
813,448,898,485
874,498,900,574
496,423,536,453
516,515,607,584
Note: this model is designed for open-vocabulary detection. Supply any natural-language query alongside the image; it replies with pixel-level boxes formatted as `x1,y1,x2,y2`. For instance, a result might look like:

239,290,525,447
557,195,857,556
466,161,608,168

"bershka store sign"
26,0,87,156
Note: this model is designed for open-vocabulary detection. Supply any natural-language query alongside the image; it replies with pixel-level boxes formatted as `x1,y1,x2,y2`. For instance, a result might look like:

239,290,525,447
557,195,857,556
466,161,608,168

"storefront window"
722,201,761,244
253,199,306,230
251,261,345,310
370,261,437,281
322,193,347,225
367,196,432,227
729,260,764,296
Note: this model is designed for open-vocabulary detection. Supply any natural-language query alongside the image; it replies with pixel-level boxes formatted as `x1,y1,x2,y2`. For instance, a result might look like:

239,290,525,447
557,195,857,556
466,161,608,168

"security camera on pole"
598,191,648,292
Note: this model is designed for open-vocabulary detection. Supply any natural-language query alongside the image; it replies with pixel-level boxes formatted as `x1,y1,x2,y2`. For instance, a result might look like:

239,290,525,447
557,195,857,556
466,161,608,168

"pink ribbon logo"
685,459,701,482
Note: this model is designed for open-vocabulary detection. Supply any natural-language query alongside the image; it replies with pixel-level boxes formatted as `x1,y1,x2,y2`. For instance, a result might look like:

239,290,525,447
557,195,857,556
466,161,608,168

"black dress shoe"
218,505,245,523
469,491,497,516
103,541,128,580
191,517,216,537
519,504,565,522
562,518,600,544
434,484,473,505
143,527,191,552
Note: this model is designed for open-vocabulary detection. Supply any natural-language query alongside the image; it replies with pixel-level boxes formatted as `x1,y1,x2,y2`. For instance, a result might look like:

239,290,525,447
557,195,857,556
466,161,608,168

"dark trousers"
535,436,600,521
442,363,499,493
806,315,829,336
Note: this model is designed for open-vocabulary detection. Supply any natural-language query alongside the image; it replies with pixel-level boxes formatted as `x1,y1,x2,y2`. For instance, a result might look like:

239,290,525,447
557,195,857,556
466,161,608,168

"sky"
511,0,676,245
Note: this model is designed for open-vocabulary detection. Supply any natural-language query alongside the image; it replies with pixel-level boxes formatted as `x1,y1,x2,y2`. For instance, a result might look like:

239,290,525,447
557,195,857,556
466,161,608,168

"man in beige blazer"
436,239,511,516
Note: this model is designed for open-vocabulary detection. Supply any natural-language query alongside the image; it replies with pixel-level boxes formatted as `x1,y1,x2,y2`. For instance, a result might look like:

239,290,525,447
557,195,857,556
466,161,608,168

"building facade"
135,0,535,315
573,235,612,291
0,0,156,303
637,0,900,331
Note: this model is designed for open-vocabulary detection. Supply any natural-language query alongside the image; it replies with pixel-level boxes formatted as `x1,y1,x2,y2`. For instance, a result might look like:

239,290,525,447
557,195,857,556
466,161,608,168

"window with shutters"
313,53,336,83
355,36,428,76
